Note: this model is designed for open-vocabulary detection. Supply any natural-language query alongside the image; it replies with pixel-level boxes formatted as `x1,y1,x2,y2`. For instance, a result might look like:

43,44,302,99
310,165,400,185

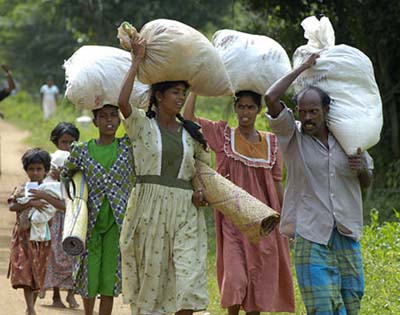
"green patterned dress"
62,135,134,298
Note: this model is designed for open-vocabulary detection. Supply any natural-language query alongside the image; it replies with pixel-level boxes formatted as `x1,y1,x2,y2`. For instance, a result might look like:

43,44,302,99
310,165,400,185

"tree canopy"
0,0,232,90
1,0,399,216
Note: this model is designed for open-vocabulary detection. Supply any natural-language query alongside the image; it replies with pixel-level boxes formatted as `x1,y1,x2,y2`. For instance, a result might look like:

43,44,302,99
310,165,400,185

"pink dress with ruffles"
198,118,295,312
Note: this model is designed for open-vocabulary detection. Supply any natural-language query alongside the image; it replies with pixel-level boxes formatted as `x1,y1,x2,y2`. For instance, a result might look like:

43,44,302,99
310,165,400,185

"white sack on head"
64,45,149,110
117,19,234,97
293,16,383,155
212,29,292,95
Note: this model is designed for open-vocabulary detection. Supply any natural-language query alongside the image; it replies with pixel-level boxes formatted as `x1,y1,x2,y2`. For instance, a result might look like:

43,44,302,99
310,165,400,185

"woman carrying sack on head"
118,35,210,315
184,92,295,315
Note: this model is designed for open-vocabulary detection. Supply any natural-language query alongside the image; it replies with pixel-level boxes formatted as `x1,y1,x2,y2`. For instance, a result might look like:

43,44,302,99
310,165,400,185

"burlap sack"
62,172,88,256
64,45,149,110
117,19,234,97
212,29,292,95
192,160,280,243
292,16,383,155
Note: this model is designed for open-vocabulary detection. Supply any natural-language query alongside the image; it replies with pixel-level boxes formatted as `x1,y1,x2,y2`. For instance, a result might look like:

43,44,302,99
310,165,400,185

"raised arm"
1,64,16,93
265,53,320,117
183,92,199,122
118,36,146,119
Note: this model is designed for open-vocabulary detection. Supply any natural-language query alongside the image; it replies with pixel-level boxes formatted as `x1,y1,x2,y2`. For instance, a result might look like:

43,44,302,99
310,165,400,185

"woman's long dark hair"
146,81,208,150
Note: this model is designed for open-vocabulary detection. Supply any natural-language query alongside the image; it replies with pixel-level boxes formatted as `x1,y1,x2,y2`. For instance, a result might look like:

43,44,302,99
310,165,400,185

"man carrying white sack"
265,52,373,315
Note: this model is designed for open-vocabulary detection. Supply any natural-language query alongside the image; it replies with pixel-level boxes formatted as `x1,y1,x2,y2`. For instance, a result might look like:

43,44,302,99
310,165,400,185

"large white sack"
117,19,234,97
64,45,149,110
212,29,292,95
293,16,383,155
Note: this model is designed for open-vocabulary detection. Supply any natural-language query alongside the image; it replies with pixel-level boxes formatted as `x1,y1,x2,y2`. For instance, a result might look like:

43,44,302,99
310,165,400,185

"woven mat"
62,172,88,256
192,160,280,243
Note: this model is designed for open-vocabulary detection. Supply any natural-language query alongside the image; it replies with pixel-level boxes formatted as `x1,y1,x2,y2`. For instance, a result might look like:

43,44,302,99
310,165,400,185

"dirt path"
0,118,130,314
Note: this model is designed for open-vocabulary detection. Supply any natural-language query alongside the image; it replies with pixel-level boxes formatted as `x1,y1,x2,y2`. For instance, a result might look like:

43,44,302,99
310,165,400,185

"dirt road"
0,118,131,314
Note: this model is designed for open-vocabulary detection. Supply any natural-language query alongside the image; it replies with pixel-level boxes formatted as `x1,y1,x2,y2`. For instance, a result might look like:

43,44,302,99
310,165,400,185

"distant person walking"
40,76,59,120
0,64,16,118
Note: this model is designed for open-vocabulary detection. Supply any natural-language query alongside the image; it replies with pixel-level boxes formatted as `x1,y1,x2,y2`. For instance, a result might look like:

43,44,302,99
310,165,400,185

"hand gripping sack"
64,45,149,110
117,19,234,97
212,29,292,95
292,16,383,155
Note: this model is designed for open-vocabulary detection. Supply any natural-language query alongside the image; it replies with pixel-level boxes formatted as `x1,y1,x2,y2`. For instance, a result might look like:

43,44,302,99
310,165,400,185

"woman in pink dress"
184,91,295,315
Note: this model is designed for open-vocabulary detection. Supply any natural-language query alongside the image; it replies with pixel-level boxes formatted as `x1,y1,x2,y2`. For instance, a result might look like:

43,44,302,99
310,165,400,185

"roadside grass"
361,210,400,315
1,93,400,314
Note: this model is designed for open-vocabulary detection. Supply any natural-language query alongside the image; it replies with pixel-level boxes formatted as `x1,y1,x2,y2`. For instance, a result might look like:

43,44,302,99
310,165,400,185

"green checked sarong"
295,229,364,315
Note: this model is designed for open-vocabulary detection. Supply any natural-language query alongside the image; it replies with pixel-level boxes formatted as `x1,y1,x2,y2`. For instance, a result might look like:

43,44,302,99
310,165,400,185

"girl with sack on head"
118,35,210,315
183,91,295,315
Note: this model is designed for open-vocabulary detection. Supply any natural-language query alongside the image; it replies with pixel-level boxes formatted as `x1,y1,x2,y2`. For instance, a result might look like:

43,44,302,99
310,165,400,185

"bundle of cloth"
43,150,70,183
16,182,61,241
292,16,383,155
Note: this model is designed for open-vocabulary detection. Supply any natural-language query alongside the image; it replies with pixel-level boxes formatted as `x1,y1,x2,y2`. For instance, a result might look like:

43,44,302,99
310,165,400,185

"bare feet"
66,294,80,308
25,309,36,315
38,290,46,299
51,298,66,308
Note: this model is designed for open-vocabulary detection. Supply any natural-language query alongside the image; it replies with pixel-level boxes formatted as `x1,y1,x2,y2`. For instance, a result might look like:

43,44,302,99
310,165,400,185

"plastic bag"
212,29,292,95
117,19,233,97
293,16,383,155
64,45,149,110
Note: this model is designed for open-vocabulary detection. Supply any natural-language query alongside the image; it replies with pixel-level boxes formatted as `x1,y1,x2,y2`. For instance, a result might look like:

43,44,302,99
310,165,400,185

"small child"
42,122,80,308
8,147,65,315
61,104,134,315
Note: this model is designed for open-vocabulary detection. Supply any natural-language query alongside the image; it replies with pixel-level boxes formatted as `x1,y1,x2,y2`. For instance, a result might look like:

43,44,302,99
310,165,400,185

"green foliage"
361,209,400,314
0,0,232,92
241,0,400,221
205,208,400,315
0,92,99,151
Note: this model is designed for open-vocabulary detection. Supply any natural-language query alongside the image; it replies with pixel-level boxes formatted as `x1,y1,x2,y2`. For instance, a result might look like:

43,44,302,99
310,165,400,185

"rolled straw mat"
62,171,88,256
192,160,280,243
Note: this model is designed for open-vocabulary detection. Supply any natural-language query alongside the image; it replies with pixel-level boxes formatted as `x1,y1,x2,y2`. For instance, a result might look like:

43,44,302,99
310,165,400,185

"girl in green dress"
118,36,210,315
62,104,134,315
